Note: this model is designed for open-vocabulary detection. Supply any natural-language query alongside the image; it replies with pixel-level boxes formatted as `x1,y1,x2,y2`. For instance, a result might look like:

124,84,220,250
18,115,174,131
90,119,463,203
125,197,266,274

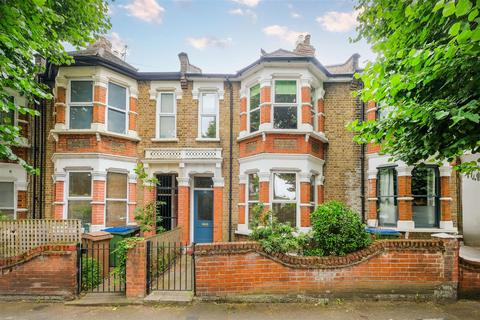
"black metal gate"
77,241,125,294
146,241,194,293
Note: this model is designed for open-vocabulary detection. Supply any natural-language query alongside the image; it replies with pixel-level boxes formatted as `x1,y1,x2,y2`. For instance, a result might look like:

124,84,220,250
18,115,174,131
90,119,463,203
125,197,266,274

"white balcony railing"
145,148,222,160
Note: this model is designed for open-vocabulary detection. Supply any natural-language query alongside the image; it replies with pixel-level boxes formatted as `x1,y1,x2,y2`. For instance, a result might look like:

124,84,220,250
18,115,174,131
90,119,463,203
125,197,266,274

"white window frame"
67,79,94,130
156,92,177,139
246,172,259,227
270,171,299,227
105,171,129,226
310,174,317,212
197,91,219,140
272,79,300,130
106,81,129,135
0,180,16,219
64,171,93,222
247,84,261,133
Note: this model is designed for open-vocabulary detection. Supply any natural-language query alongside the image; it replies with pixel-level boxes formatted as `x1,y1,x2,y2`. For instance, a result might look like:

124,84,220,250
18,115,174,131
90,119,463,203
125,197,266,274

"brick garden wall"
459,258,480,298
0,244,78,299
195,240,459,300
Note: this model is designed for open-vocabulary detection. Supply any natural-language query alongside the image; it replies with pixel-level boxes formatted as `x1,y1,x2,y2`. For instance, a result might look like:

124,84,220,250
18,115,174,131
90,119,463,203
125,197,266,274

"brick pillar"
238,183,246,225
301,86,312,126
439,166,454,229
240,96,247,132
91,180,105,226
258,172,270,212
55,86,66,125
299,174,311,227
213,186,223,242
177,178,190,243
367,175,378,227
397,166,414,230
53,180,65,219
142,185,156,238
129,96,137,131
260,85,271,125
93,85,106,124
126,241,147,298
16,190,28,219
317,97,325,132
128,181,137,225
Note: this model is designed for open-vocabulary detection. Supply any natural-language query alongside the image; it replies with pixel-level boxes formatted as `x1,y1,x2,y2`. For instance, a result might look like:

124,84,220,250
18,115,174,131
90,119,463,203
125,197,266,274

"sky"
106,0,376,73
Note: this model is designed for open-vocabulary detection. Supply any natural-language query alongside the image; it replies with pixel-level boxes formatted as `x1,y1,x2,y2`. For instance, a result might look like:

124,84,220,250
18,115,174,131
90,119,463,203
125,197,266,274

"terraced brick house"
2,35,471,243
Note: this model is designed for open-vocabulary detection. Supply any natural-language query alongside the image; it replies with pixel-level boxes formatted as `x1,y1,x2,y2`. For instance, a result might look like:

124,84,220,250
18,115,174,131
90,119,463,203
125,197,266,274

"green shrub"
81,257,102,290
249,203,306,254
306,201,371,256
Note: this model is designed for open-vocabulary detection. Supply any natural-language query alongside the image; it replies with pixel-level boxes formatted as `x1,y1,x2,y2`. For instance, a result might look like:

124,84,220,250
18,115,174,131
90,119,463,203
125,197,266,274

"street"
0,300,479,320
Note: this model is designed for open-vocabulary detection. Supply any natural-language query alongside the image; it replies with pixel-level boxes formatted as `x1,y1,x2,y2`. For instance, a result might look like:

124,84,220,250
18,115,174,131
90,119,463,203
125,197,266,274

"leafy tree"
349,0,480,174
0,0,111,173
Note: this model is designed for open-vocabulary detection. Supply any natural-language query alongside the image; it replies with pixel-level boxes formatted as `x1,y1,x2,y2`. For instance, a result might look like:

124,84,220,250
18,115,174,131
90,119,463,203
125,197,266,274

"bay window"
106,172,128,227
310,174,316,213
69,80,93,129
247,173,259,227
272,172,297,226
377,167,398,226
273,80,297,129
412,166,440,228
0,182,15,219
199,92,218,139
157,92,176,138
107,82,128,134
311,87,318,131
67,172,92,225
249,84,260,133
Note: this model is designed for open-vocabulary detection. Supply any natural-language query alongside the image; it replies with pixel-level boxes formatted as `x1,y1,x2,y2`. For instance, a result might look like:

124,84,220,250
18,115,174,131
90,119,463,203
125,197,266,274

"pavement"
0,300,479,320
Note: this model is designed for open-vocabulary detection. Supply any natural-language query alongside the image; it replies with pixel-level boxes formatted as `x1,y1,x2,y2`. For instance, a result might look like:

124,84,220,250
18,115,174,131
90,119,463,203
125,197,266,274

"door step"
144,291,194,303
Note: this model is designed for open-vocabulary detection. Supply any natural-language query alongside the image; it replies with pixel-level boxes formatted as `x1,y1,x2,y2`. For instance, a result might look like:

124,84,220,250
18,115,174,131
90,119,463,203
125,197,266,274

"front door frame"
189,175,214,243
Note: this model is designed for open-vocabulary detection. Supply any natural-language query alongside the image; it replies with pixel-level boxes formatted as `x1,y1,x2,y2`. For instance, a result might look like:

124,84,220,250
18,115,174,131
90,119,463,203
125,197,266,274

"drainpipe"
360,100,366,222
226,77,234,242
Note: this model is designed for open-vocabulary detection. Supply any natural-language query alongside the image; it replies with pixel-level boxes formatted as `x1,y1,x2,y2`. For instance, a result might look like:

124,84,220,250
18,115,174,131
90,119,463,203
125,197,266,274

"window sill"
196,138,220,142
151,138,179,142
50,128,140,142
237,129,328,143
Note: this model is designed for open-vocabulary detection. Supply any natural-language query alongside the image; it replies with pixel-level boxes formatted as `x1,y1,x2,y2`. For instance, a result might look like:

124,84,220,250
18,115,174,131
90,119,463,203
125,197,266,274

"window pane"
248,203,257,227
108,82,127,110
250,109,260,132
68,200,92,225
274,106,297,129
108,108,126,134
249,84,260,110
70,106,92,129
248,173,259,201
69,172,92,197
106,200,127,226
377,168,397,226
0,182,14,208
197,190,213,220
412,166,438,228
273,173,296,200
201,93,216,114
194,177,213,189
201,116,216,138
0,98,15,125
275,80,296,103
107,172,127,199
159,116,175,138
71,81,92,102
160,93,174,113
272,203,296,227
0,210,14,219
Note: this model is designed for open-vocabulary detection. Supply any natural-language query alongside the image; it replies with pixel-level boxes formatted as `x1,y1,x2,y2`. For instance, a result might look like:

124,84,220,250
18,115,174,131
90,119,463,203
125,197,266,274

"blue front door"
194,190,214,243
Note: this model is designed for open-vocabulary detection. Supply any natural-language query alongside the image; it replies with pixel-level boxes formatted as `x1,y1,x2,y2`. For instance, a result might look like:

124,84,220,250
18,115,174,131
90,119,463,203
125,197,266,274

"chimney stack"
293,34,315,57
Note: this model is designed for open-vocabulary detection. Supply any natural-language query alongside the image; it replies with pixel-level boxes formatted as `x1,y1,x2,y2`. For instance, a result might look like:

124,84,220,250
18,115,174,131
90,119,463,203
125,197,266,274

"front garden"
249,201,373,257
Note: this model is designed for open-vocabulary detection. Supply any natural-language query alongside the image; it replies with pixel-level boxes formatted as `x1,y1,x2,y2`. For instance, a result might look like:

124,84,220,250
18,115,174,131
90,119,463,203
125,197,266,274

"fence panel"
0,219,82,260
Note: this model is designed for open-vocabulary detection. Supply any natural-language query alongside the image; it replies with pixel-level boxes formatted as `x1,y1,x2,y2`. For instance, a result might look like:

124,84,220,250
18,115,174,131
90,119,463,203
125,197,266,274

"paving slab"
64,293,142,306
144,291,194,303
460,245,480,263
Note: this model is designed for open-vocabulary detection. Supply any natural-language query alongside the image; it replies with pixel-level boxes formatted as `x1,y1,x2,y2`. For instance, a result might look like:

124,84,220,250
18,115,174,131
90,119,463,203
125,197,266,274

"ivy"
111,237,144,282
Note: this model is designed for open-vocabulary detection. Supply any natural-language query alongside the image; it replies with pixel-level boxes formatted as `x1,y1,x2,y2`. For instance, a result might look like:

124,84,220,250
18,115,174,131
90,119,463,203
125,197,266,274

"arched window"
412,166,440,228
